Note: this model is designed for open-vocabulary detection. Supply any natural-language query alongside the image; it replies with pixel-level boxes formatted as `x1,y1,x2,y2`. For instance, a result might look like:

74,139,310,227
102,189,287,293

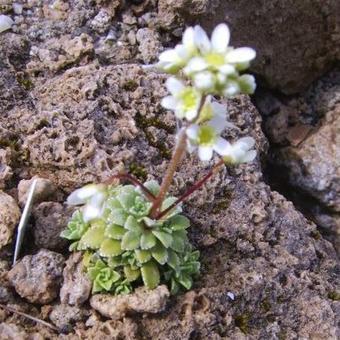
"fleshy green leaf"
124,266,140,282
80,225,106,249
140,231,157,249
61,210,89,240
125,215,143,233
105,224,126,240
170,230,186,252
167,249,180,270
178,274,193,290
170,278,180,295
118,191,136,211
121,231,140,250
151,242,168,265
108,209,128,226
99,239,123,257
135,249,152,263
152,230,173,248
160,197,182,218
141,261,160,289
143,180,160,196
169,215,190,230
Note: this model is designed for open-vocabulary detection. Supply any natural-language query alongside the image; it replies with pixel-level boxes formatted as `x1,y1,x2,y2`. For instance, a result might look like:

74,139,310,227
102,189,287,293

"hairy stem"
104,173,156,202
150,95,208,218
156,159,225,219
150,128,187,218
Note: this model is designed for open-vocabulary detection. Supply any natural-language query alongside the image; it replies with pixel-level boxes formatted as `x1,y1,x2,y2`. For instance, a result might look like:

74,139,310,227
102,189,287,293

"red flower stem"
104,173,156,202
156,159,225,220
150,95,207,219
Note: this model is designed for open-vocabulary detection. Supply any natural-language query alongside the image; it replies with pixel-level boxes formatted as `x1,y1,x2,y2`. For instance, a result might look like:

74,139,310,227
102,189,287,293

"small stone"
49,304,89,333
0,323,27,339
8,249,64,304
60,252,92,306
90,285,169,320
0,191,21,250
32,202,72,251
18,176,57,207
136,28,162,63
13,3,23,15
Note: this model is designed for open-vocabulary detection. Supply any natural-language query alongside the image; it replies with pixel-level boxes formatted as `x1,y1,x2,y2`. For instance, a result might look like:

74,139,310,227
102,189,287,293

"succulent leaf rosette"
61,181,200,295
62,23,258,297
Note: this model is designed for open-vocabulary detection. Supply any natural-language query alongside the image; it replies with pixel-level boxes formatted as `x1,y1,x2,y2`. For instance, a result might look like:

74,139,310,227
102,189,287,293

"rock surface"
18,176,57,207
0,191,21,249
256,69,340,253
158,0,340,94
90,285,170,320
0,1,339,338
8,249,65,304
32,202,71,251
60,252,92,306
49,304,89,333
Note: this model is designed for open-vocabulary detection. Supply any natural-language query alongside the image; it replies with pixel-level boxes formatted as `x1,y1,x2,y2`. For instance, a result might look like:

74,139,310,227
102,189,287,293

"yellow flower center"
205,53,225,67
179,88,199,111
197,125,216,146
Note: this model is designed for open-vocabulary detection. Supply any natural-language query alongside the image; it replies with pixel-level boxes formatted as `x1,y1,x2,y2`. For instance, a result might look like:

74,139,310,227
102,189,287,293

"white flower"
67,184,108,222
161,77,202,121
186,115,230,161
183,24,256,94
0,15,14,33
157,27,197,73
221,137,257,164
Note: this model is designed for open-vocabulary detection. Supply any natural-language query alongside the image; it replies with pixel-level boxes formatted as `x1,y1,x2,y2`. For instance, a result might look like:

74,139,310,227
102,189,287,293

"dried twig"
0,303,58,332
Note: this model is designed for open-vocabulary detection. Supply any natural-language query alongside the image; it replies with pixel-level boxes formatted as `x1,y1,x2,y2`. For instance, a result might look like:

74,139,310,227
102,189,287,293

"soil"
0,1,339,339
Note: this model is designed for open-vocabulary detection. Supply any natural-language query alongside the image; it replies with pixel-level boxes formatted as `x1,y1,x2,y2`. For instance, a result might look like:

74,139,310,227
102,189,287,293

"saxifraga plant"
61,23,257,295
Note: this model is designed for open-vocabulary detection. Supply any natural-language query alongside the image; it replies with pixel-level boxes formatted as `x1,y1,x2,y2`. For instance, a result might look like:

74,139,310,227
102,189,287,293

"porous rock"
158,0,340,94
77,317,139,339
18,176,57,207
8,249,64,304
257,69,340,253
49,304,89,333
32,202,71,251
0,191,21,249
90,285,170,320
60,252,92,306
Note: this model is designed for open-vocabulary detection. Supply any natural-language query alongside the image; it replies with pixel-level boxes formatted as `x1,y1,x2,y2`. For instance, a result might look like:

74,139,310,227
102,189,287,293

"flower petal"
83,204,102,222
193,71,214,90
182,26,195,53
184,57,208,74
194,25,211,53
185,108,199,121
226,47,256,63
198,146,213,161
213,137,230,155
161,96,177,110
241,150,257,163
211,23,230,53
208,115,227,134
0,15,14,33
223,81,240,97
219,64,236,75
211,101,227,117
238,136,255,149
186,124,199,139
67,184,100,205
166,77,185,95
174,44,189,59
159,49,180,62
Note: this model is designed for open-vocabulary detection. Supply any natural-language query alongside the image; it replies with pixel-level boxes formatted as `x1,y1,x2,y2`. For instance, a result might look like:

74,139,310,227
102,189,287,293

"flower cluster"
61,182,200,295
157,23,257,163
